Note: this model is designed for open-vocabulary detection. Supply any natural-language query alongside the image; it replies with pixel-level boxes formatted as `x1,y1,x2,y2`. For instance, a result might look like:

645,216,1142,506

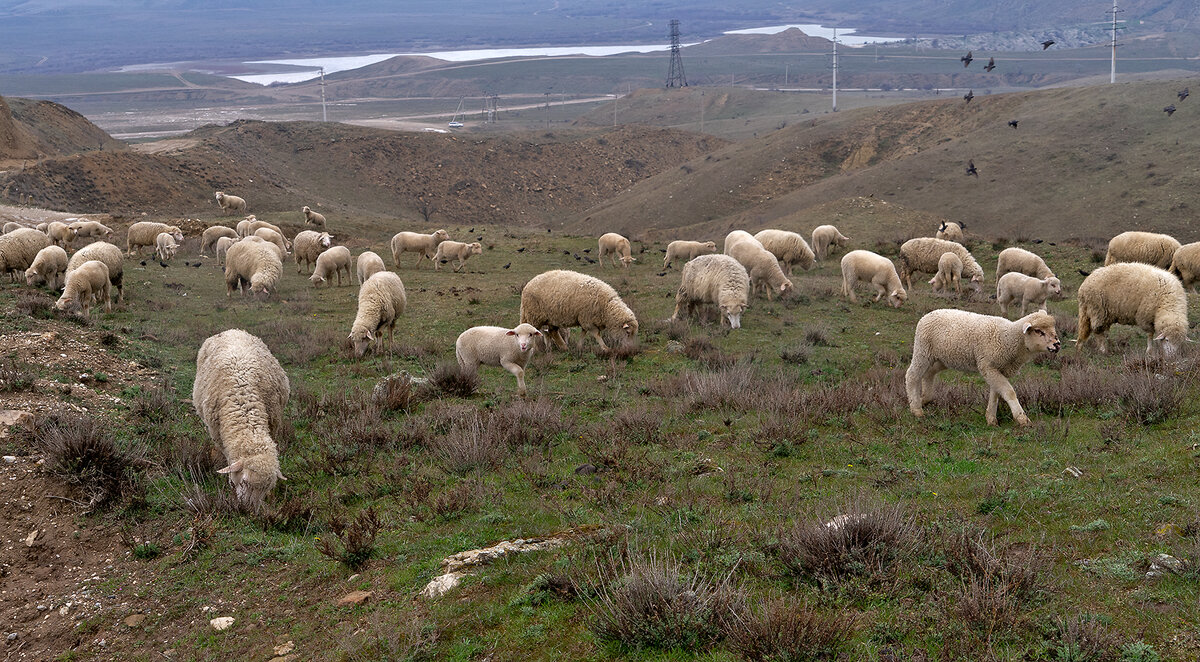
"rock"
208,616,235,631
24,530,38,547
123,614,146,627
2,456,16,463
273,641,295,656
690,457,723,476
347,574,360,582
6,633,17,642
337,591,373,607
0,410,33,432
574,463,598,475
1146,553,1184,578
1063,466,1083,478
825,513,867,531
666,340,684,354
1156,523,1184,538
421,573,463,599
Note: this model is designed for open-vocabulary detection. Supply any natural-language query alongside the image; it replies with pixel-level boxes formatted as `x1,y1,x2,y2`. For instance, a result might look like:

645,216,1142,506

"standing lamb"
840,250,907,307
215,192,248,215
356,250,386,285
456,324,543,396
0,228,52,282
996,246,1055,280
390,229,450,268
1077,263,1189,357
929,252,963,295
723,230,760,254
349,272,407,357
302,206,326,229
663,240,717,268
224,240,283,297
45,221,78,250
935,221,965,243
215,236,237,266
155,232,179,262
811,225,850,261
292,230,332,273
200,226,239,256
671,254,750,329
192,329,289,512
254,227,291,256
433,241,483,272
55,260,111,317
68,220,113,244
126,222,183,256
1168,241,1200,291
519,270,638,351
1105,231,1180,269
754,229,816,275
898,237,984,293
726,237,793,300
996,273,1062,317
906,309,1060,427
598,232,636,268
25,245,69,290
310,245,352,287
67,242,124,304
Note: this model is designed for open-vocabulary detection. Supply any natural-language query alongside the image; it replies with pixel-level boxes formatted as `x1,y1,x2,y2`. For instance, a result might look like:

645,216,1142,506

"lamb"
1169,242,1200,291
754,229,816,275
840,250,907,307
302,205,326,229
356,250,386,284
929,252,963,295
55,260,110,317
906,309,1060,426
67,220,113,243
996,273,1062,317
46,221,78,249
155,232,179,262
722,230,760,254
35,223,47,233
598,232,636,268
235,216,256,237
215,191,247,215
726,238,793,300
0,228,51,282
811,225,850,261
254,227,291,256
215,236,236,265
2,221,25,234
309,245,352,287
670,254,750,328
455,323,543,396
1104,231,1180,269
390,229,450,268
292,230,333,273
433,240,483,272
67,241,124,304
24,245,68,290
935,221,965,243
200,226,238,256
126,221,183,256
244,219,284,238
1077,262,1189,357
519,270,638,351
897,237,984,293
192,328,289,512
349,272,407,357
224,239,283,297
996,246,1055,280
663,240,717,268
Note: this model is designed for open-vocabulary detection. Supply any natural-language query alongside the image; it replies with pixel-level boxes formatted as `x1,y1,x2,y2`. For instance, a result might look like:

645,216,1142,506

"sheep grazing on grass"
726,234,793,300
0,228,52,283
1105,231,1180,270
356,250,386,284
456,323,543,396
46,221,78,249
67,242,124,304
239,235,284,261
126,222,183,256
302,205,326,229
929,252,963,295
200,226,238,256
935,221,965,243
671,254,750,329
55,260,110,317
996,273,1061,317
907,309,1060,427
254,227,290,256
996,246,1055,280
841,250,907,307
598,232,636,268
898,237,984,293
25,245,68,290
310,245,352,287
391,229,450,268
155,232,179,262
215,236,236,266
224,239,283,297
663,240,717,268
1077,263,1189,357
754,229,816,275
519,270,637,352
811,225,850,261
349,272,407,357
722,230,759,253
192,329,289,512
433,240,483,272
215,191,247,215
244,219,284,238
1169,241,1200,291
67,220,113,243
292,230,332,274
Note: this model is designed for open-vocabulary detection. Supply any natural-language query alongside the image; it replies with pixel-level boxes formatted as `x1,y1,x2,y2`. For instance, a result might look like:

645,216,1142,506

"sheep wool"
935,221,965,243
930,252,963,295
727,239,793,300
126,222,183,256
898,237,984,292
841,250,907,307
200,226,238,256
67,241,124,303
68,220,114,241
254,227,290,256
754,229,816,274
310,245,352,287
722,230,760,254
455,323,543,396
215,191,247,215
224,239,283,297
811,225,850,261
25,245,69,290
1105,231,1180,269
671,254,750,329
55,260,110,317
0,228,52,283
598,232,635,268
155,233,179,262
292,230,332,273
356,250,386,285
433,241,483,272
996,273,1061,317
1077,262,1189,357
519,270,638,351
1170,241,1200,290
46,221,79,248
302,205,326,229
663,240,717,268
350,272,407,356
996,246,1054,280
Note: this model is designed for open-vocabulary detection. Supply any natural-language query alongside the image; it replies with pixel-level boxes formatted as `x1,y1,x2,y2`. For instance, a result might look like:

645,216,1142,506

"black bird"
516,247,526,253
963,89,974,103
469,227,475,233
965,160,979,177
1164,104,1177,116
193,262,202,268
1041,40,1055,50
1077,268,1092,278
1032,239,1044,244
563,250,571,255
140,260,147,266
502,262,511,269
984,57,996,72
184,261,191,266
656,271,667,277
1178,88,1190,102
960,50,973,67
585,257,596,264
573,253,581,260
159,261,168,268
1008,119,1019,128
476,236,483,241
582,249,591,254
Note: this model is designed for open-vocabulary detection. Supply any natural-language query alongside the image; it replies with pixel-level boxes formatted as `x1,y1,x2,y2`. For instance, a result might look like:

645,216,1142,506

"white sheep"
192,329,289,512
67,220,113,243
253,227,290,256
519,270,638,351
35,223,48,233
456,323,543,396
1105,231,1180,269
390,229,450,268
45,221,78,249
356,250,386,285
215,191,247,215
292,230,332,273
663,240,717,268
433,241,483,272
215,236,237,266
200,226,238,256
349,272,407,357
906,309,1060,427
598,232,636,268
2,221,25,234
1168,242,1200,291
67,241,124,304
996,273,1062,317
309,245,352,287
302,205,326,229
244,219,284,238
935,221,965,243
55,260,111,317
811,225,850,261
840,250,907,307
722,230,759,254
1077,263,1189,357
995,246,1055,280
0,228,52,283
126,222,183,256
238,235,284,261
155,232,179,262
929,252,963,295
224,240,283,297
754,229,816,275
726,237,793,300
25,245,69,290
898,237,984,293
235,216,256,237
671,254,750,328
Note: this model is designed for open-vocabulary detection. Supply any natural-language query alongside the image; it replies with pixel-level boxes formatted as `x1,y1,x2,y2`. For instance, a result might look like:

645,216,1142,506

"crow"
1008,119,1019,128
502,262,511,269
1164,104,1177,116
656,271,667,277
159,261,168,268
582,249,591,253
1077,268,1092,278
961,50,973,67
193,262,202,268
984,57,996,72
469,227,475,233
516,247,526,253
476,236,483,241
585,257,596,264
1178,88,1190,102
184,261,191,266
966,160,979,177
140,260,147,266
573,253,581,260
1041,40,1055,50
563,250,571,255
963,90,974,103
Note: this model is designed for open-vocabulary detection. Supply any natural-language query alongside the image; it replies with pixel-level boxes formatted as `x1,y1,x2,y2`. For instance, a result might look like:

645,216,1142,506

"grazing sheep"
456,323,543,396
224,240,283,297
192,329,289,512
0,228,52,282
126,222,183,256
349,272,407,357
244,219,284,238
811,225,850,261
935,221,965,243
24,245,69,290
302,205,326,229
1105,231,1180,270
1168,241,1200,291
235,216,256,237
215,191,247,215
55,260,110,317
727,238,793,300
1077,263,1189,357
67,242,124,304
309,245,352,287
200,226,238,256
996,273,1062,317
254,227,290,256
663,240,717,268
906,309,1060,426
929,252,963,295
2,221,25,234
356,250,386,284
390,229,450,268
155,232,179,262
67,220,113,243
754,229,816,275
841,250,907,307
35,223,48,233
671,254,750,328
898,237,984,293
996,246,1055,280
46,221,78,249
598,232,635,268
238,235,284,261
292,230,332,274
215,236,236,266
433,240,483,272
722,230,760,254
519,270,638,351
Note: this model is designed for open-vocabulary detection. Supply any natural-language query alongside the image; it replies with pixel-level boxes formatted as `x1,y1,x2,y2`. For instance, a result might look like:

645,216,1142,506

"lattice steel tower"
665,19,687,88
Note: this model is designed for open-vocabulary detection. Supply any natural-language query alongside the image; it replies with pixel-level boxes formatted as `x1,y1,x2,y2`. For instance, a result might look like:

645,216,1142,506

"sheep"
224,239,283,297
244,219,284,238
0,228,52,283
235,216,256,237
663,240,717,268
155,232,179,262
935,221,965,243
302,205,326,229
598,232,636,268
46,221,78,249
1170,242,1200,291
238,235,284,261
200,226,238,256
754,229,816,275
898,237,984,293
519,270,638,351
390,229,450,268
996,273,1062,317
2,221,25,234
722,230,760,254
35,223,47,233
126,222,183,256
455,324,543,396
309,245,352,287
215,236,236,265
840,250,907,307
727,238,793,300
996,246,1055,280
192,328,289,512
253,227,290,256
215,191,247,215
906,309,1060,427
356,250,386,285
349,272,407,357
1104,231,1180,269
1077,262,1189,357
24,245,69,290
67,241,124,304
929,252,963,295
670,254,750,328
433,241,483,272
811,225,850,261
67,220,113,243
292,230,333,273
55,260,110,317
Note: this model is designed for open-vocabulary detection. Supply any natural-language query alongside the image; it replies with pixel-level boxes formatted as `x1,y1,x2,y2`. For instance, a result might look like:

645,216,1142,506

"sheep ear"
1023,323,1033,334
276,469,287,481
505,330,517,336
217,460,245,475
622,323,632,331
1154,333,1167,342
533,329,543,336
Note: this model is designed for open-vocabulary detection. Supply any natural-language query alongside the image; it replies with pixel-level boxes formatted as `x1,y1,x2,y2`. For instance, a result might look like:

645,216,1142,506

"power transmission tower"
665,19,688,88
1107,0,1125,84
482,94,499,123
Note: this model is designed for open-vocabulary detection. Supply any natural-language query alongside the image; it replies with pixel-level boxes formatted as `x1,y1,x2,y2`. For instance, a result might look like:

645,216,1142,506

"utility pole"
831,28,839,111
1108,0,1125,84
665,19,688,87
319,68,328,122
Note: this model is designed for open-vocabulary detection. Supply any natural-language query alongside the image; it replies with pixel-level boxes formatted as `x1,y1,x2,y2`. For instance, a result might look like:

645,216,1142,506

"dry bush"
803,327,831,347
674,362,758,411
35,414,145,509
727,597,857,661
372,374,415,412
601,339,641,360
663,318,689,341
13,291,54,319
773,499,920,582
313,389,393,451
263,494,319,534
257,319,345,365
431,414,508,474
1048,615,1121,662
0,356,35,392
431,480,486,519
128,384,177,424
1053,311,1078,338
317,506,384,570
159,433,220,476
607,405,663,446
489,398,570,450
427,361,480,398
180,474,245,516
1117,367,1189,425
940,527,1041,637
779,345,811,365
681,336,737,370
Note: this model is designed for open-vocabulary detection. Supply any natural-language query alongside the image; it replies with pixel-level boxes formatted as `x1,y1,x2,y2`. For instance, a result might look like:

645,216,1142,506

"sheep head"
349,327,375,357
469,243,483,256
888,288,908,308
217,455,285,512
1043,277,1062,298
432,229,450,242
507,323,542,352
1020,311,1060,354
720,302,746,329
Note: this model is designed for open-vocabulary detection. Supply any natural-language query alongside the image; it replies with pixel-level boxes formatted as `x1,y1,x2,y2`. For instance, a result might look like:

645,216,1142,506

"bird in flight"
961,51,973,67
1041,40,1056,50
984,57,996,72
1008,119,1019,128
1164,104,1177,116
966,161,979,177
963,90,974,103
1178,88,1190,102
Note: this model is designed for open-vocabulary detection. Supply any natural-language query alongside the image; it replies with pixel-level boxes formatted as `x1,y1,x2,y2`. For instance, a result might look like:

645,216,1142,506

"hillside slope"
0,95,123,163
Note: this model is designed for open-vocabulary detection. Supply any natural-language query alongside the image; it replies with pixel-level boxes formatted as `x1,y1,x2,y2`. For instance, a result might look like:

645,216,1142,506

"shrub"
727,597,857,661
682,337,737,370
780,345,810,365
318,506,384,570
773,499,919,582
428,361,479,398
0,356,35,392
128,384,177,424
490,398,570,450
1048,615,1120,662
35,414,144,509
1118,368,1187,425
940,527,1040,636
263,494,319,534
431,414,507,474
14,291,54,319
431,480,486,519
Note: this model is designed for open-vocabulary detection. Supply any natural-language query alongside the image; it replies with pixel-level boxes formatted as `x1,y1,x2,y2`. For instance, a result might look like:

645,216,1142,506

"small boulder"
209,616,235,631
337,591,373,607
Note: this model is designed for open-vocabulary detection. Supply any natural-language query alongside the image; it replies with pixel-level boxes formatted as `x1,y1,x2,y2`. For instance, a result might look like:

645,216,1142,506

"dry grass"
427,361,480,398
773,498,920,582
726,597,857,661
317,506,384,570
430,414,508,474
0,355,35,392
35,413,145,509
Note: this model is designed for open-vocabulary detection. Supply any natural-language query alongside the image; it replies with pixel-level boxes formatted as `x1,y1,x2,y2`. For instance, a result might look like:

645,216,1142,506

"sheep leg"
585,325,609,351
1019,300,1028,316
981,369,1028,426
904,359,930,417
547,328,569,351
670,295,686,321
454,259,465,272
502,359,527,397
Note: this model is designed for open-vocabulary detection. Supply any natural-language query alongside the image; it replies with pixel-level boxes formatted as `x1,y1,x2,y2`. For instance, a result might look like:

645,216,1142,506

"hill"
0,95,123,164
